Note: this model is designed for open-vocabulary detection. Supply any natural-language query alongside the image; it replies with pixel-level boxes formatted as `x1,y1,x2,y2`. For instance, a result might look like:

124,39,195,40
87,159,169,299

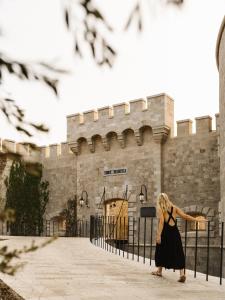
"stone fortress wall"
0,93,220,227
39,93,221,275
36,94,220,234
0,92,222,277
216,14,225,277
217,15,225,228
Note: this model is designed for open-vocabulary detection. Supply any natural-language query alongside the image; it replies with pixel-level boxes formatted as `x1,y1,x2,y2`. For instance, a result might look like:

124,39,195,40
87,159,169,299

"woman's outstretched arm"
175,206,205,222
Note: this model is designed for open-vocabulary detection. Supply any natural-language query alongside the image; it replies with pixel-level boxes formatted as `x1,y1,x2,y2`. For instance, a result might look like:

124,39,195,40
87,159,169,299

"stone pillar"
152,126,170,204
68,142,78,155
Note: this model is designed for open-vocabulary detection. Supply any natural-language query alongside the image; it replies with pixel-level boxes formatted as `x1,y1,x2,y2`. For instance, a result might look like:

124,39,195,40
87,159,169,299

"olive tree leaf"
65,8,70,29
64,0,115,67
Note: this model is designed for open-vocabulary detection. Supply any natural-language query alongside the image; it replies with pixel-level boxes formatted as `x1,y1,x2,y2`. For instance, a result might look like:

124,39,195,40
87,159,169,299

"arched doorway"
104,199,128,245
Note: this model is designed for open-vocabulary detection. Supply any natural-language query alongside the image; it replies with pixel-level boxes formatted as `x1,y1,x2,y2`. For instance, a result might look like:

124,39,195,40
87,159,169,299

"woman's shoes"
151,271,186,282
178,275,186,283
151,271,162,277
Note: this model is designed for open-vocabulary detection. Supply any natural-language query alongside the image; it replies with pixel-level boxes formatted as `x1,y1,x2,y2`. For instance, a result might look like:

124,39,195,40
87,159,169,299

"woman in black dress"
151,193,206,282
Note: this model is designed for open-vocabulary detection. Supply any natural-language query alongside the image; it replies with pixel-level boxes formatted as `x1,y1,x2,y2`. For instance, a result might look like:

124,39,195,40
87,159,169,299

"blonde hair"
157,193,173,214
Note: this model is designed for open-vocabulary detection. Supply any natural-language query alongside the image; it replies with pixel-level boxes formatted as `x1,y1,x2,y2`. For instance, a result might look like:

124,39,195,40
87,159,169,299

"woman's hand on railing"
195,216,208,222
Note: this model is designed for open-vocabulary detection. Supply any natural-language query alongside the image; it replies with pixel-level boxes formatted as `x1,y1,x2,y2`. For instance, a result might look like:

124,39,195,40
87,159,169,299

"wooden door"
105,199,128,240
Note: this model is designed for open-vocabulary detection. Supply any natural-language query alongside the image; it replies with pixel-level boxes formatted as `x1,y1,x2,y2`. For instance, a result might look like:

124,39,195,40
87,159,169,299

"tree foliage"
0,160,54,276
4,160,49,236
0,237,55,276
59,196,78,237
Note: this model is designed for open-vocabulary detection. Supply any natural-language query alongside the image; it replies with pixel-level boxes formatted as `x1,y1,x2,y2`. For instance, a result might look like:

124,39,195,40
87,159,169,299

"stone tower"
216,16,225,223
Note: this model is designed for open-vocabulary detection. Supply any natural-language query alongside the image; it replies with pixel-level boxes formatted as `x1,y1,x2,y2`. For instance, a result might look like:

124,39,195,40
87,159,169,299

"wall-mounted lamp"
79,190,89,208
139,184,147,204
98,187,106,210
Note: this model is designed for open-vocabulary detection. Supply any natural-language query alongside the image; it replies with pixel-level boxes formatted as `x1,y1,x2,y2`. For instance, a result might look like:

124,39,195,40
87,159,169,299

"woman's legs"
178,269,186,282
180,269,185,276
157,267,162,274
151,266,162,276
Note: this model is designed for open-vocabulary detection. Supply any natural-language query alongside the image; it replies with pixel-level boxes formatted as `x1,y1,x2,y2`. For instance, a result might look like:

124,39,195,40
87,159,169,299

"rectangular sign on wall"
140,207,156,218
103,168,127,176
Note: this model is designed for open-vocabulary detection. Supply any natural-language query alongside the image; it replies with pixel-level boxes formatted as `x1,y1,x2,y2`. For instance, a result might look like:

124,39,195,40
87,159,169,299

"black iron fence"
1,215,224,284
90,215,225,285
0,219,90,238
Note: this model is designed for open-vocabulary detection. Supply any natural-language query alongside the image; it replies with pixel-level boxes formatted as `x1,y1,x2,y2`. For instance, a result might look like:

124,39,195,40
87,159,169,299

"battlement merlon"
195,116,212,134
40,142,73,160
66,93,174,143
177,119,193,137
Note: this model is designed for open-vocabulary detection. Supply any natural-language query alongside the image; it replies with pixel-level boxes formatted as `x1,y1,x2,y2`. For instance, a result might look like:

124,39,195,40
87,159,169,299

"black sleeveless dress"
155,206,185,269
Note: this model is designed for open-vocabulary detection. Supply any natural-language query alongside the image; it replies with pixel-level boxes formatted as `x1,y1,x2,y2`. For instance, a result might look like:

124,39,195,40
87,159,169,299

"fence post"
103,216,104,248
123,217,125,258
100,216,103,248
143,217,146,264
119,217,121,256
112,216,114,253
106,216,109,251
206,221,210,281
132,217,135,261
89,216,92,242
104,216,106,250
93,216,95,242
53,221,55,236
109,216,112,252
137,217,140,262
127,216,129,259
220,222,224,285
184,220,187,274
96,216,100,246
194,221,198,278
115,216,118,255
150,217,153,266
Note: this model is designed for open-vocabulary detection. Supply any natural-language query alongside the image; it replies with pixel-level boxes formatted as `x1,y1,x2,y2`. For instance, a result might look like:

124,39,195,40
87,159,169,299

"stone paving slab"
0,237,224,300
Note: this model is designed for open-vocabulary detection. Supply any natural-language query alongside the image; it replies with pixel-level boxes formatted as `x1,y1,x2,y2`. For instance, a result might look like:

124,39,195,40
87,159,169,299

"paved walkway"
0,237,224,300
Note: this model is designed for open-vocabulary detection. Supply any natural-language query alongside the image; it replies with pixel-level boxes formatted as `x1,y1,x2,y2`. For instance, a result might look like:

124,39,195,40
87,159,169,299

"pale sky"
0,0,225,145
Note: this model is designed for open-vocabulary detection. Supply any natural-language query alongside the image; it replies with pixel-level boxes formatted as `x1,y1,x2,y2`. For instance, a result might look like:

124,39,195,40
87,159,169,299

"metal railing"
90,215,225,285
0,219,90,238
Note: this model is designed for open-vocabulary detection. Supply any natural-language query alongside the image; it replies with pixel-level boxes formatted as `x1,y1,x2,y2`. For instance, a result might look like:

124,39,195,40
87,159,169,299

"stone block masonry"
217,15,225,227
0,93,220,225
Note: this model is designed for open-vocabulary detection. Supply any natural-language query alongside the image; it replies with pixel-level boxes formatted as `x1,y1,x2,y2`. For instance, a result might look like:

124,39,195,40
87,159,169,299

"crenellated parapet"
2,98,218,159
67,93,174,153
67,113,219,155
40,142,73,160
0,139,41,161
0,139,75,161
176,114,219,137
